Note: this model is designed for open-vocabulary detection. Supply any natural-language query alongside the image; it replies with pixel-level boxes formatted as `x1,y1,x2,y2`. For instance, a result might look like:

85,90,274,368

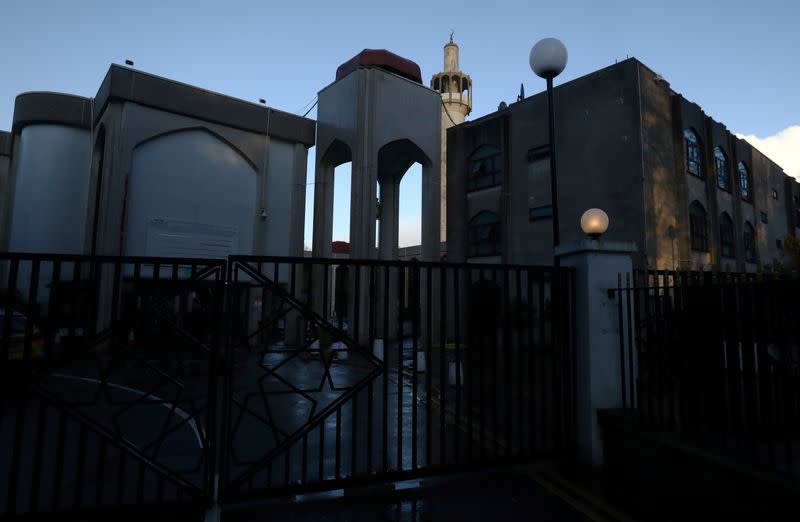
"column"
555,239,636,465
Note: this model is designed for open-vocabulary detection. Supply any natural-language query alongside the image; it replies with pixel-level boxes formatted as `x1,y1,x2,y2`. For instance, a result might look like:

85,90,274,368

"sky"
1,0,798,249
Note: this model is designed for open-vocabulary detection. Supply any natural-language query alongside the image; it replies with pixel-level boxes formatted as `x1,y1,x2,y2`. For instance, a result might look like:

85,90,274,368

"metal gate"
1,253,576,517
0,254,224,518
220,256,577,502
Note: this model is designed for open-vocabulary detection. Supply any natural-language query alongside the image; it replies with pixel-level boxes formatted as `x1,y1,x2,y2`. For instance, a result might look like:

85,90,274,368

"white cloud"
736,125,800,182
398,217,421,247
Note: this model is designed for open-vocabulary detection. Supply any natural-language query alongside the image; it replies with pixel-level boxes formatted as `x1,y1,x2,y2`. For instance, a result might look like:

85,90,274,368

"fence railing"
612,270,800,478
0,252,577,517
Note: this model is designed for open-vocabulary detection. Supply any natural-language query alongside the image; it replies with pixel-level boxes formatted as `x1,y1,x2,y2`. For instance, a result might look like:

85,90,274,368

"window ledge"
466,185,501,196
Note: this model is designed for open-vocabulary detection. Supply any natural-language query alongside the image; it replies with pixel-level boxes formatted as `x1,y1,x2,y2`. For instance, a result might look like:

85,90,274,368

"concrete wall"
90,100,309,259
448,58,795,272
448,59,645,266
0,131,11,250
124,128,258,257
8,124,91,254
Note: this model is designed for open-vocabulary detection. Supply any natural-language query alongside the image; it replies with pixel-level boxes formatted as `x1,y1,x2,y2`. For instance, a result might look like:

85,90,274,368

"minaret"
431,33,472,243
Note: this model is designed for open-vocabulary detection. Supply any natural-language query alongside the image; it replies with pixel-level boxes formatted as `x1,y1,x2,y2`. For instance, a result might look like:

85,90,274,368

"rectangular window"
760,212,768,224
690,213,708,252
529,205,553,221
527,155,551,212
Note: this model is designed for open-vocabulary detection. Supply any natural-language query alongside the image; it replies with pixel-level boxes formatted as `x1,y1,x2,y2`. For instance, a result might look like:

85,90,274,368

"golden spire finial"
450,30,454,44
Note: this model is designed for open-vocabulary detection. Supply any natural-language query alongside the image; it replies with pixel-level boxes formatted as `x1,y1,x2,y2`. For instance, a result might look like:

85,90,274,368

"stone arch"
124,128,258,257
133,126,258,171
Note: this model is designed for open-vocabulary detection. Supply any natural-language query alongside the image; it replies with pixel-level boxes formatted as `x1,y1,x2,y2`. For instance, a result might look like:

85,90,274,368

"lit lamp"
580,208,609,240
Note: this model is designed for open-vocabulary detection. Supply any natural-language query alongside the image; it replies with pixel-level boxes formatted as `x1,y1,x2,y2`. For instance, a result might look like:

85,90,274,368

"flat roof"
12,92,92,133
93,64,315,147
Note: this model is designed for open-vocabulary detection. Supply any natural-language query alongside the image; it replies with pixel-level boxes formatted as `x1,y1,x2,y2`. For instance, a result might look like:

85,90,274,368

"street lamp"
531,38,567,366
530,37,567,265
580,208,609,239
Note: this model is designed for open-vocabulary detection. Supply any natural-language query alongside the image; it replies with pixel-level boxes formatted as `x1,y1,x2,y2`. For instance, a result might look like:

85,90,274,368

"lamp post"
530,37,568,265
531,39,568,403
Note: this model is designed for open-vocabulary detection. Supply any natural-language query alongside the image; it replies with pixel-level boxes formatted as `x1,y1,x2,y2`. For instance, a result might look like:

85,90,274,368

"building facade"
446,58,800,272
0,65,315,260
430,35,472,243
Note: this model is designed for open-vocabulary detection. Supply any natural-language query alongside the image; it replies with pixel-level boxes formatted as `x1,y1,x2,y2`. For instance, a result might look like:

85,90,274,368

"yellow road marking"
427,393,635,522
525,470,611,522
542,471,637,522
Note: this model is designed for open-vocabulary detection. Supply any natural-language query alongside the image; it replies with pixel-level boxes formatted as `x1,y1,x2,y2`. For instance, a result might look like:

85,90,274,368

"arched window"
468,211,501,257
743,221,756,262
738,162,752,202
689,201,708,252
714,147,729,191
468,145,502,191
719,212,734,258
433,77,440,91
684,129,702,177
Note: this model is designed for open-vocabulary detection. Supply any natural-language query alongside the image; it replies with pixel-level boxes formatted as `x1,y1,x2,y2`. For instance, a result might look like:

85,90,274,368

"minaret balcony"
441,92,471,106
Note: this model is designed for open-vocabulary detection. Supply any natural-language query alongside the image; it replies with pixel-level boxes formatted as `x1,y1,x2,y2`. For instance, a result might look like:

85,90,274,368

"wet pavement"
223,465,628,522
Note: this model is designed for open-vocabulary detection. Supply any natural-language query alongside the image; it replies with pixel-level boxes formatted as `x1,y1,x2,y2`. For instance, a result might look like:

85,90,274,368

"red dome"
336,49,422,84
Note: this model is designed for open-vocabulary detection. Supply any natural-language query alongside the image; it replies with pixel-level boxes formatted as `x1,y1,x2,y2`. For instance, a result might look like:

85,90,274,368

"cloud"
736,125,800,182
398,217,421,247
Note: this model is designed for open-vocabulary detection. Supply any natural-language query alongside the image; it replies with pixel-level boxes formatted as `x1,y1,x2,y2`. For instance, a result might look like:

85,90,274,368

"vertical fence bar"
617,274,626,410
439,265,447,465
453,265,462,462
28,399,49,513
8,258,37,514
527,270,536,455
515,269,524,455
335,405,342,479
383,265,390,472
73,424,88,508
397,265,405,471
465,267,475,460
411,263,419,470
368,265,375,474
96,438,107,506
502,268,512,455
538,274,547,452
425,265,433,468
625,273,634,412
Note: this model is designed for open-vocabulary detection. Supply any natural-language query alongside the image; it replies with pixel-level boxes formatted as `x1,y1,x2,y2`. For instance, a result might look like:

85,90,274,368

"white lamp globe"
580,208,609,239
530,38,568,79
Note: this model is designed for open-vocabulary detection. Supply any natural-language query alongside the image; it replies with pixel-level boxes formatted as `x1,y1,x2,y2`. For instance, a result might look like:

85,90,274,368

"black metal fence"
0,253,577,518
0,253,225,519
612,270,800,478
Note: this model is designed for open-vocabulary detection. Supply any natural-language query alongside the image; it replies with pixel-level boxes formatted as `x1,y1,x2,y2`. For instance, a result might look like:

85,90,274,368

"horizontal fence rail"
0,253,577,518
0,253,225,518
220,256,577,501
612,270,800,478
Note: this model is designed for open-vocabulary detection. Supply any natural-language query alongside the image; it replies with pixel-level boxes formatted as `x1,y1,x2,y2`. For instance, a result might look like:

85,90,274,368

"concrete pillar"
311,162,334,258
420,163,441,262
555,239,637,465
377,179,399,261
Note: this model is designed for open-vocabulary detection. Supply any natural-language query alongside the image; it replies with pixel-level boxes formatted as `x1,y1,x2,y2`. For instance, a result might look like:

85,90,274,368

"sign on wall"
145,218,239,259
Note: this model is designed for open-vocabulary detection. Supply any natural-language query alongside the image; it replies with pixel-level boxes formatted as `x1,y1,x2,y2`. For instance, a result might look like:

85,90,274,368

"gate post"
555,239,636,465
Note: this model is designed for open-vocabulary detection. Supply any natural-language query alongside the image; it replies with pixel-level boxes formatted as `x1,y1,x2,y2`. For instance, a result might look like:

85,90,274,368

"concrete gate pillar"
555,239,637,465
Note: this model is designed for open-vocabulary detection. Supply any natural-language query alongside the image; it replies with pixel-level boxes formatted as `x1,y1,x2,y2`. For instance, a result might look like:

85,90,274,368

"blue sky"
2,0,798,248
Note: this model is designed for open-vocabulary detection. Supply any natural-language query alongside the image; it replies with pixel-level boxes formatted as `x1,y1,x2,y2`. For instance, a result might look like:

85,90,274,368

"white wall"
9,124,91,254
263,139,295,256
124,129,258,258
